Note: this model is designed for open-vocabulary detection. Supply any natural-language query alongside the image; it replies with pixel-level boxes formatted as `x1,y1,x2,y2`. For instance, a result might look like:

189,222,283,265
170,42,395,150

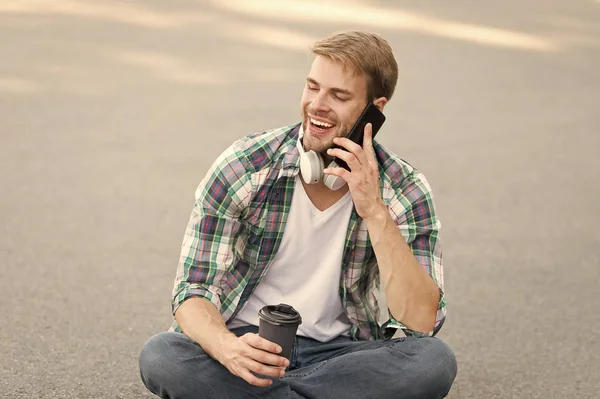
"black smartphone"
330,102,386,171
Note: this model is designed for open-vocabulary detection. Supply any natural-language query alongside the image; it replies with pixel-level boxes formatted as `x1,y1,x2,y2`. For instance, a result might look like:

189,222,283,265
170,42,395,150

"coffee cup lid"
258,304,302,326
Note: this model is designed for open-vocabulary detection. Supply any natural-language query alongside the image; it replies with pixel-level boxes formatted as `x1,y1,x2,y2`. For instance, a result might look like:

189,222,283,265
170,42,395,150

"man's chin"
304,136,334,154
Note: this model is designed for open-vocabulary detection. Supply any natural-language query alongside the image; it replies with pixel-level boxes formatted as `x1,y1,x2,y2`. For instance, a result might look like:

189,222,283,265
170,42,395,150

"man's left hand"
324,123,385,221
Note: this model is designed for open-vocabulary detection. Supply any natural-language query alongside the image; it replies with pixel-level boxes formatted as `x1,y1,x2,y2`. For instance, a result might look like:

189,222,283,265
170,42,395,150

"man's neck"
300,178,350,212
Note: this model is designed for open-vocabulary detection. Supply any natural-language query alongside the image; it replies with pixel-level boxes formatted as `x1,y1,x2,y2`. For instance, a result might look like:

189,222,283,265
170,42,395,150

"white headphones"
296,126,346,191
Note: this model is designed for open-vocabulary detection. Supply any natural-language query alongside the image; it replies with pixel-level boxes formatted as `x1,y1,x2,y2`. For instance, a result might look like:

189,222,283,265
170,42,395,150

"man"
139,31,457,398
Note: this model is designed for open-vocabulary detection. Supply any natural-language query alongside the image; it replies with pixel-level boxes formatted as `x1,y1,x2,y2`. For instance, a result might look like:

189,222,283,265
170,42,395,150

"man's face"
300,56,369,154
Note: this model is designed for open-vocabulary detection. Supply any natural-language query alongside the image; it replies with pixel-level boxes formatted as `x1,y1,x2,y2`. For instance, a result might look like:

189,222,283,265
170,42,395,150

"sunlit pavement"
1,1,599,398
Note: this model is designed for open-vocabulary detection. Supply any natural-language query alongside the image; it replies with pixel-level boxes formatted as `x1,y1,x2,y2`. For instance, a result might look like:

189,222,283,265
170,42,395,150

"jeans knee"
418,338,458,397
139,332,180,392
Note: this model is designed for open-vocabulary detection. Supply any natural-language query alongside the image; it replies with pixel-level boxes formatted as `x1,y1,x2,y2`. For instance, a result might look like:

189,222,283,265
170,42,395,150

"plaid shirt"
170,123,446,340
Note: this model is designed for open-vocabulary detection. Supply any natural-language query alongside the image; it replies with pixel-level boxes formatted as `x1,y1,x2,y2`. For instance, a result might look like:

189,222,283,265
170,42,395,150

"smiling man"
139,31,457,398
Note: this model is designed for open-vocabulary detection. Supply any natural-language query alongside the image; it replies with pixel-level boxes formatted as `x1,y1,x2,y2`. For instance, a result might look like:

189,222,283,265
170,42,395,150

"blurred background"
1,1,599,398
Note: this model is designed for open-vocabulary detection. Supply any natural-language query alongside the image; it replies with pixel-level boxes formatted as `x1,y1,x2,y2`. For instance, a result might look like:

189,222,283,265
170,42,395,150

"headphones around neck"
296,127,346,191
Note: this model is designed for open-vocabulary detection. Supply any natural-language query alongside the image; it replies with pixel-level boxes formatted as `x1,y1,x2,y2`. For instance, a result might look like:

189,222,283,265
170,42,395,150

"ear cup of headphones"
300,150,324,184
323,160,347,191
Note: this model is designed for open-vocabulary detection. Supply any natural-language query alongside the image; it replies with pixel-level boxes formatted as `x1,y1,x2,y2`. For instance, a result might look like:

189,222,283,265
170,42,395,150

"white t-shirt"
228,175,354,342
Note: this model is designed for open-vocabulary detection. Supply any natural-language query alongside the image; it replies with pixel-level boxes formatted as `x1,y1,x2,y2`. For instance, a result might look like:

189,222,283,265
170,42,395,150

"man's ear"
373,97,388,112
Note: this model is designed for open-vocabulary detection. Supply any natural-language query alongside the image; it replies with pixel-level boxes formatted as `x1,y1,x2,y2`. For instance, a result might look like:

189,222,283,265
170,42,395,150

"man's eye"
335,96,349,102
307,85,318,91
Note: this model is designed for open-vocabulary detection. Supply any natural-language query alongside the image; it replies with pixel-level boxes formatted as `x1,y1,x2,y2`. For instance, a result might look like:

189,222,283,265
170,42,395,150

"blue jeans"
139,326,457,398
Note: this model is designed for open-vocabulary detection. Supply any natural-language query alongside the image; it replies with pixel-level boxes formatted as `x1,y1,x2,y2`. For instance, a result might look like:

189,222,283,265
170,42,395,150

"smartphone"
330,102,386,171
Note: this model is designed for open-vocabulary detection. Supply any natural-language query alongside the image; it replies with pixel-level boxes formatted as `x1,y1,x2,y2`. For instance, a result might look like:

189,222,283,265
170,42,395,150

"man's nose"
311,92,331,113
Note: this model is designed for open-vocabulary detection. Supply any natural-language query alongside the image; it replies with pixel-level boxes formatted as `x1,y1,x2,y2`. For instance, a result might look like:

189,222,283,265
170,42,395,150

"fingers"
243,333,282,354
241,334,289,367
249,347,290,367
331,138,366,167
236,354,287,387
239,369,274,387
323,166,350,183
333,136,362,154
245,358,287,378
362,123,374,151
226,333,290,387
361,123,378,168
331,123,373,167
326,147,361,171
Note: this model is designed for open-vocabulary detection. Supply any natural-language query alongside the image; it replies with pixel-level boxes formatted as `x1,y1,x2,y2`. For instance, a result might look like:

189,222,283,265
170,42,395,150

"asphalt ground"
1,1,599,398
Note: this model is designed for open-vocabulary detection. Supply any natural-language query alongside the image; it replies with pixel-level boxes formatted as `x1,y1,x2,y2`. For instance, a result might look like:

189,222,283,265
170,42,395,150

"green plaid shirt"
170,123,446,340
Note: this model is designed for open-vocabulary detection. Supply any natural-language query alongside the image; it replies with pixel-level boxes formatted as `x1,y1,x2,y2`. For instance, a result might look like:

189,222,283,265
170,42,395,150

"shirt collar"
281,123,302,173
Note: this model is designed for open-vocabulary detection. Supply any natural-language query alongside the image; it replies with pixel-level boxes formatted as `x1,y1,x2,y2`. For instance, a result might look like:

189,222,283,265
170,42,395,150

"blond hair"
310,31,399,102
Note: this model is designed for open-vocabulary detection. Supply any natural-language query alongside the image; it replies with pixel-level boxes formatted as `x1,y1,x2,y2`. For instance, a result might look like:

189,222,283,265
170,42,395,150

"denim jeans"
139,326,457,399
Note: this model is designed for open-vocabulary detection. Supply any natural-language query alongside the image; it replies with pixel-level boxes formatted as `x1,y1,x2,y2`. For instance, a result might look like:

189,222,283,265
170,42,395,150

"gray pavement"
1,1,599,398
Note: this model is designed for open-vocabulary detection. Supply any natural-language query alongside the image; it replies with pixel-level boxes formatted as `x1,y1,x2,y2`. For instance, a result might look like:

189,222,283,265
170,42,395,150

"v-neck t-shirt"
228,175,355,342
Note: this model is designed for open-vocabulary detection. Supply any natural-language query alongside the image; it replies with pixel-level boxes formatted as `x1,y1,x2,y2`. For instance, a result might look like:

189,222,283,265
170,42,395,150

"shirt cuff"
380,288,446,338
171,284,223,316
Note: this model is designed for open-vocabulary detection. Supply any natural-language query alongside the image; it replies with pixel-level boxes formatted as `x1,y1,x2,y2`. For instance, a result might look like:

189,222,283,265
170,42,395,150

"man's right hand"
217,332,290,387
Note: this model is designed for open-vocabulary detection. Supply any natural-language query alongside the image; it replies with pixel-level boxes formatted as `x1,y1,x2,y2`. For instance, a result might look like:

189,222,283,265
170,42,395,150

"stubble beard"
301,111,350,158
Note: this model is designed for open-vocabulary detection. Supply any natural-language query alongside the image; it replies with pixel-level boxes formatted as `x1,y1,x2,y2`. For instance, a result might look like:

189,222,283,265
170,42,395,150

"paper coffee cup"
258,304,302,360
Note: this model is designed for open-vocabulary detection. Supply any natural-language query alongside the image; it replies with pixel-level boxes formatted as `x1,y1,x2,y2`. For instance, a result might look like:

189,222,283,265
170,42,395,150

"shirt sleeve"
171,143,253,317
380,170,446,338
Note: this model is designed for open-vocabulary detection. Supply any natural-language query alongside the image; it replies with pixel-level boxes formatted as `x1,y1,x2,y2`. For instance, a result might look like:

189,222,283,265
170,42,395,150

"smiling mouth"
309,117,336,133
